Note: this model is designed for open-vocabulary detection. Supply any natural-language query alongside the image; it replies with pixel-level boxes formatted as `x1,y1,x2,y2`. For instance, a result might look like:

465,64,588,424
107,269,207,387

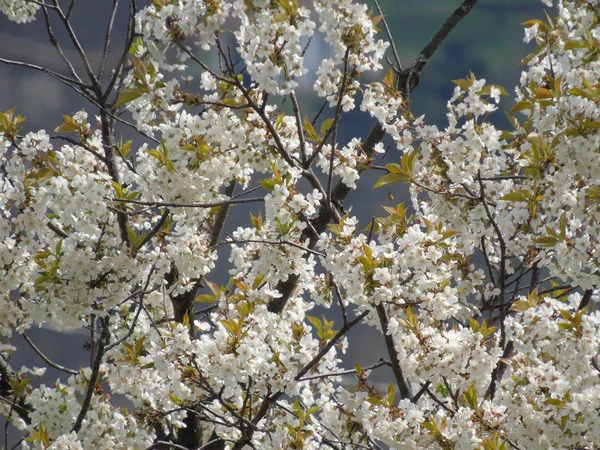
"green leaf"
383,67,395,89
114,87,148,108
169,392,183,405
387,383,395,407
303,117,318,141
534,236,560,247
250,212,263,230
320,118,334,135
126,227,140,247
385,163,403,174
218,98,239,107
195,294,215,303
534,87,553,99
460,384,478,409
509,100,532,114
439,230,458,241
220,319,239,336
564,40,587,50
373,172,405,188
9,377,32,397
469,317,480,333
452,77,473,91
134,336,146,356
128,36,144,55
260,178,276,191
252,273,266,290
54,115,80,133
521,19,547,32
519,43,545,65
274,113,285,131
500,191,530,202
131,57,148,82
306,315,323,335
559,212,567,240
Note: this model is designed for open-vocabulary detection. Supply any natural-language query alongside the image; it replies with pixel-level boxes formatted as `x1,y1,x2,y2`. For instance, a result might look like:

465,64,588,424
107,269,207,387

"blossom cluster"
1,0,599,449
0,0,39,23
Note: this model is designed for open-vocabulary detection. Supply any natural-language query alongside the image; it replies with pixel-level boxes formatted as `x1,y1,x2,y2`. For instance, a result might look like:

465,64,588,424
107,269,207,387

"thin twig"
111,196,264,208
298,359,391,381
0,57,87,88
98,0,120,84
371,0,402,71
135,209,170,252
220,238,325,258
296,310,370,381
104,0,138,101
49,134,107,162
41,5,83,83
22,333,78,375
51,0,101,92
290,91,308,164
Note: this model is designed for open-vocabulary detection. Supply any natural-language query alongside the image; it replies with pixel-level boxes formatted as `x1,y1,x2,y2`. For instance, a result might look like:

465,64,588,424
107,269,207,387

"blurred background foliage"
377,0,542,125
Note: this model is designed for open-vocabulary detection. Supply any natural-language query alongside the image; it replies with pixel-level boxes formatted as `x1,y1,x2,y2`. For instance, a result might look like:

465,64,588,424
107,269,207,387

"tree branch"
22,333,78,376
98,0,119,84
72,318,109,433
375,304,412,399
112,196,264,209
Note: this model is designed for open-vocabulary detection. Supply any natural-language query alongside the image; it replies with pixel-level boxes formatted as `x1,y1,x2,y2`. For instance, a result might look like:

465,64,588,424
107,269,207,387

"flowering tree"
1,0,599,448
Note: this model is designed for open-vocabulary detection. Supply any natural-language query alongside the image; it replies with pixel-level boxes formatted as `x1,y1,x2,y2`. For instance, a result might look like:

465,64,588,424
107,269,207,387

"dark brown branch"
480,236,496,287
47,221,69,239
265,0,484,312
375,304,412,399
411,380,431,403
268,122,385,314
578,288,595,311
101,117,130,246
135,209,169,252
477,173,506,304
72,319,110,433
50,134,107,162
423,383,455,414
305,48,351,168
326,49,351,209
485,341,514,400
411,0,479,79
111,196,264,209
